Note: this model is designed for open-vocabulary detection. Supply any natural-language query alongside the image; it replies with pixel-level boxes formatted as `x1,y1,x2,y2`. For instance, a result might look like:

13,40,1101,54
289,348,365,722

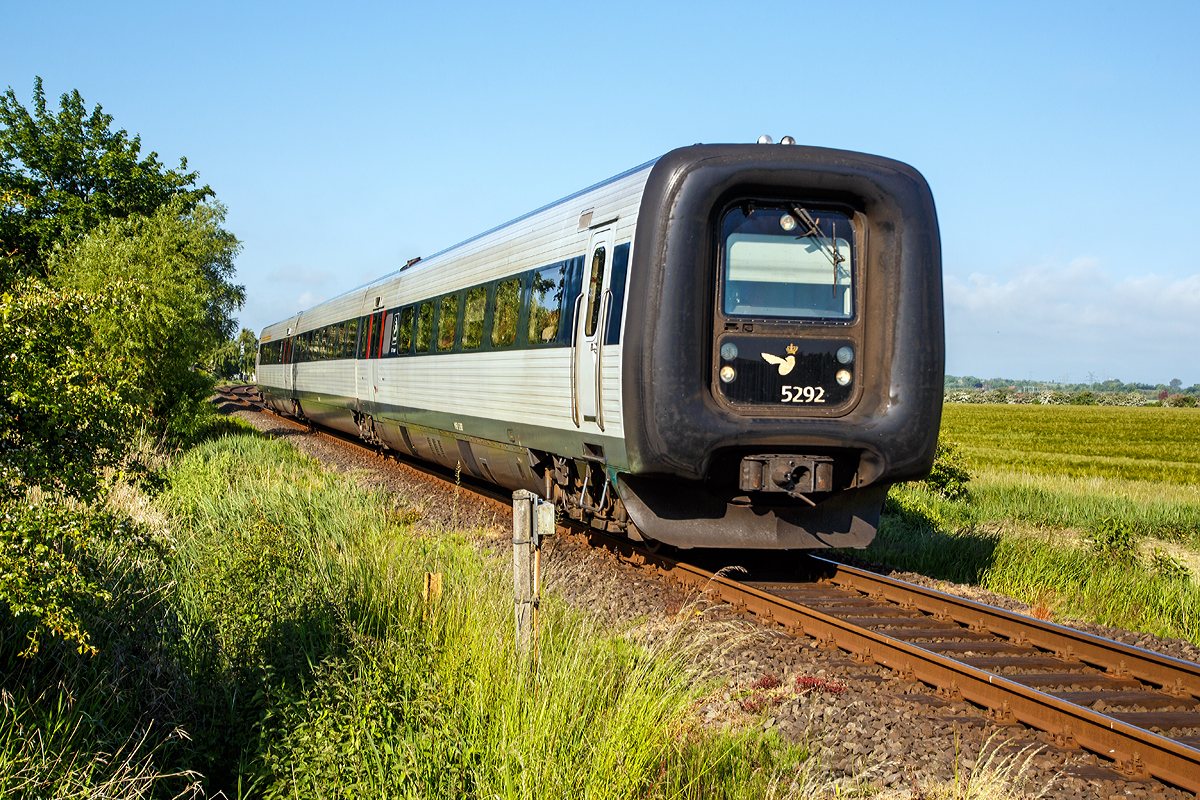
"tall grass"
161,431,817,798
865,487,1200,644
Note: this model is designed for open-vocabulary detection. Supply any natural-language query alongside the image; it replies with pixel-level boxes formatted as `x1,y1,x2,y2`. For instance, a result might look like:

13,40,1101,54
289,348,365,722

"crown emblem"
786,343,798,355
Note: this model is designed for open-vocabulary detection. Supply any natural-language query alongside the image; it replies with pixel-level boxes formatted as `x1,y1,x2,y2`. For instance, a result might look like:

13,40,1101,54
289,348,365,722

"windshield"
721,205,855,320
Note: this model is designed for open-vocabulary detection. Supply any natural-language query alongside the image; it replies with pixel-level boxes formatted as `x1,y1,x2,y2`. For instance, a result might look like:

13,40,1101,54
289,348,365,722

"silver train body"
257,144,944,549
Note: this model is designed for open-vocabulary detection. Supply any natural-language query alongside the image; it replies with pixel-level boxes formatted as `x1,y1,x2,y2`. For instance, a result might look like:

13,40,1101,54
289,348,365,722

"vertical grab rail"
569,294,584,428
594,290,612,432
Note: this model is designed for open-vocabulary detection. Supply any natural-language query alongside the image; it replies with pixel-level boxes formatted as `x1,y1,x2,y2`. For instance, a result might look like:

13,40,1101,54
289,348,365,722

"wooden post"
423,572,442,617
513,490,535,655
514,490,555,656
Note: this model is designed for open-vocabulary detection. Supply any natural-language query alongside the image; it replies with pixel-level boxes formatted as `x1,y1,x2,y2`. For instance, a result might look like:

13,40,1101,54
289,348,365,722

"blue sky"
4,1,1198,385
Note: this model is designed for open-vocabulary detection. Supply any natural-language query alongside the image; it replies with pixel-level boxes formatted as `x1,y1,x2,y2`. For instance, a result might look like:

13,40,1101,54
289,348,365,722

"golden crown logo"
786,343,798,355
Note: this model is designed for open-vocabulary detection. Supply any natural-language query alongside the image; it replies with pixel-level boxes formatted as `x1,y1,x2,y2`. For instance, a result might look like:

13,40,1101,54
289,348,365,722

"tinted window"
437,294,458,351
397,306,413,354
463,287,486,350
346,318,358,359
383,312,396,356
585,246,606,336
415,301,433,352
528,263,565,345
492,278,520,347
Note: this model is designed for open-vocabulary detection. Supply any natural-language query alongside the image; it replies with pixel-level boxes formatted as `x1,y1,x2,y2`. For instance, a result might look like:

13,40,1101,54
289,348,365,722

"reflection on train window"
721,205,855,320
584,246,606,337
437,294,458,351
492,278,520,347
415,302,432,352
397,307,413,354
528,263,565,345
346,318,358,359
463,287,486,350
386,311,400,355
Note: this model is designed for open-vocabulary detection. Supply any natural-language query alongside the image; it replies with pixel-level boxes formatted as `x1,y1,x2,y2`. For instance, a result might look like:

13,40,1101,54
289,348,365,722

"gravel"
221,398,1198,799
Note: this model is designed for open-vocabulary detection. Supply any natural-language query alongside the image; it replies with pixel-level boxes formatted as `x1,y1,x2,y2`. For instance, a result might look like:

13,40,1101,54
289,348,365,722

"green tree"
50,198,244,438
0,77,212,278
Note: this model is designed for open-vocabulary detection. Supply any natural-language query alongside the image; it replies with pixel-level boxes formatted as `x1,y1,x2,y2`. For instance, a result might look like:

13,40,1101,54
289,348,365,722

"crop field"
862,404,1200,644
940,404,1200,485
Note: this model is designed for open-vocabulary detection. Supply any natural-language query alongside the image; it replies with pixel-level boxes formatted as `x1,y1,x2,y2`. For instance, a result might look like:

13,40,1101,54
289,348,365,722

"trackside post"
513,490,554,656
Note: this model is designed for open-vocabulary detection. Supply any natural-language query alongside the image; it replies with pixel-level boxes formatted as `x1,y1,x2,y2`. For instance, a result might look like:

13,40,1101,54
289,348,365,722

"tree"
1170,378,1182,392
49,198,244,437
0,78,212,278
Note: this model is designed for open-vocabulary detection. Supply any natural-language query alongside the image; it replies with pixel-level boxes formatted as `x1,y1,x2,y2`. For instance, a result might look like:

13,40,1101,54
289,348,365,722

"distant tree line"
944,374,1199,407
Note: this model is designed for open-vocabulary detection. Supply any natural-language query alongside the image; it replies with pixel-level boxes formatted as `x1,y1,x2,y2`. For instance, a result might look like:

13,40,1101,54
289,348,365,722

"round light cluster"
836,346,854,364
720,342,739,360
779,214,797,232
835,369,852,386
720,366,736,383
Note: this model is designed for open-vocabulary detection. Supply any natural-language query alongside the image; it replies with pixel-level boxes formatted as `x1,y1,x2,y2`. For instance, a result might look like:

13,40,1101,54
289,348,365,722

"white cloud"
943,259,1200,383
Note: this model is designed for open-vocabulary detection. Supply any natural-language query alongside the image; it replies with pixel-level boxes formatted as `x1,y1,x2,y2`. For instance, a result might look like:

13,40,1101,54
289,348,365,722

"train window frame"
396,306,413,355
437,293,459,352
415,301,433,353
584,246,606,337
527,262,566,346
462,286,487,350
716,201,860,324
491,277,521,348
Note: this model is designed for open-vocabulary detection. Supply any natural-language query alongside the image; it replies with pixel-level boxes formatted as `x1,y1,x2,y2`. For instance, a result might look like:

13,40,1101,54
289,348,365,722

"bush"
1037,390,1070,405
1165,394,1198,408
1069,391,1096,406
917,440,972,501
1087,517,1140,563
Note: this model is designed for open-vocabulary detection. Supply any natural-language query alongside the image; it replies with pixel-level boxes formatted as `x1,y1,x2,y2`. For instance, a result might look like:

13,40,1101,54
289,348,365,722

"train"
256,141,944,550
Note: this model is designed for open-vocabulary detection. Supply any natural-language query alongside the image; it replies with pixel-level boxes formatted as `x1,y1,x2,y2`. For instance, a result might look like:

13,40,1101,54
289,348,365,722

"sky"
3,1,1198,385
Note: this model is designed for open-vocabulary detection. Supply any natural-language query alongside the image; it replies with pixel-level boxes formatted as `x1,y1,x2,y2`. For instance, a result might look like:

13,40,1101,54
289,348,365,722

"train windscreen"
721,205,855,321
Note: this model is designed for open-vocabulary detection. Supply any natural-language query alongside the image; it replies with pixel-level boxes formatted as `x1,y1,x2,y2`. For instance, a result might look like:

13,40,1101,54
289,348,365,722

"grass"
940,404,1200,485
844,403,1200,645
2,426,831,798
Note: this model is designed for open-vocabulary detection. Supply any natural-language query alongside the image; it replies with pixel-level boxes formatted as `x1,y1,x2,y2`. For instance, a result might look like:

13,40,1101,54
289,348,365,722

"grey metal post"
513,490,535,655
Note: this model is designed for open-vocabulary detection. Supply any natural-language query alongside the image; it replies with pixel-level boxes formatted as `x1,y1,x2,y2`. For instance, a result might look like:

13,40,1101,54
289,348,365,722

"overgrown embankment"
2,425,815,798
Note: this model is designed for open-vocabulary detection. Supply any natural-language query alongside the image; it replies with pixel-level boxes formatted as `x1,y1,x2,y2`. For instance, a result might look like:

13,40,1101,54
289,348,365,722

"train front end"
616,144,944,549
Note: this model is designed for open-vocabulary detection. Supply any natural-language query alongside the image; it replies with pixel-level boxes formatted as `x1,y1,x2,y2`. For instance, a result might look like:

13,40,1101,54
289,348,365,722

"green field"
940,404,1200,485
856,404,1200,644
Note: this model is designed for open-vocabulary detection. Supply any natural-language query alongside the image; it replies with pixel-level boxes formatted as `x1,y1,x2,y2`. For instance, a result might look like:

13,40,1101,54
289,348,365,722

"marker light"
780,136,796,145
835,369,852,386
720,366,736,383
720,342,739,361
757,134,774,144
779,214,797,232
836,346,854,364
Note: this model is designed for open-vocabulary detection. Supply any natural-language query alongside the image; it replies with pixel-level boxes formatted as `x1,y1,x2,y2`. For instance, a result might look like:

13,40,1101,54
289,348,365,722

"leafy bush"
1150,549,1192,582
1087,517,1140,562
1069,391,1096,406
919,439,972,501
1166,394,1198,408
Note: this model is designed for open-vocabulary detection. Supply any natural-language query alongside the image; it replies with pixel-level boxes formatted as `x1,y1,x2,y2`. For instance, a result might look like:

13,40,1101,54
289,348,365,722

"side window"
333,323,344,359
527,263,565,345
437,294,459,351
585,245,606,337
346,318,359,359
357,317,370,359
415,301,433,353
463,287,486,350
387,310,401,355
383,311,395,356
605,243,630,345
397,306,413,354
491,278,520,347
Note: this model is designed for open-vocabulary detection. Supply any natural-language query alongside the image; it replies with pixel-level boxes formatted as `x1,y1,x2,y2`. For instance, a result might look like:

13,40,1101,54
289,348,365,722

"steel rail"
579,530,1200,793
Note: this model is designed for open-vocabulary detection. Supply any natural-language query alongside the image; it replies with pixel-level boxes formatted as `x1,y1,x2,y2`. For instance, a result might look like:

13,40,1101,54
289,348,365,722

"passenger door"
356,310,384,411
573,228,613,430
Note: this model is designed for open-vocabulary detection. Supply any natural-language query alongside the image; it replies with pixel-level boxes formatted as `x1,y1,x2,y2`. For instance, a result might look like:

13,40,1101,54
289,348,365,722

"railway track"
218,384,1200,793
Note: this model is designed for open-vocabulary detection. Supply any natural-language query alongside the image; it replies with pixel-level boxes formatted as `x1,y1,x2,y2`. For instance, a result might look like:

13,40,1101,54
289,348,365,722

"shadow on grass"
843,492,1003,586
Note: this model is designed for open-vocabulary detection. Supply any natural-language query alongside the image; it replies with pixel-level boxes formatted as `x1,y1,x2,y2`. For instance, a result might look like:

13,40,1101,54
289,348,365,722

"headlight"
720,366,736,383
835,369,852,386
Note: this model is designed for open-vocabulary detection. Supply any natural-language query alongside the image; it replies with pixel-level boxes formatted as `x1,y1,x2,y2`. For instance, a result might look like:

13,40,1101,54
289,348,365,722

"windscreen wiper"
792,206,845,296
